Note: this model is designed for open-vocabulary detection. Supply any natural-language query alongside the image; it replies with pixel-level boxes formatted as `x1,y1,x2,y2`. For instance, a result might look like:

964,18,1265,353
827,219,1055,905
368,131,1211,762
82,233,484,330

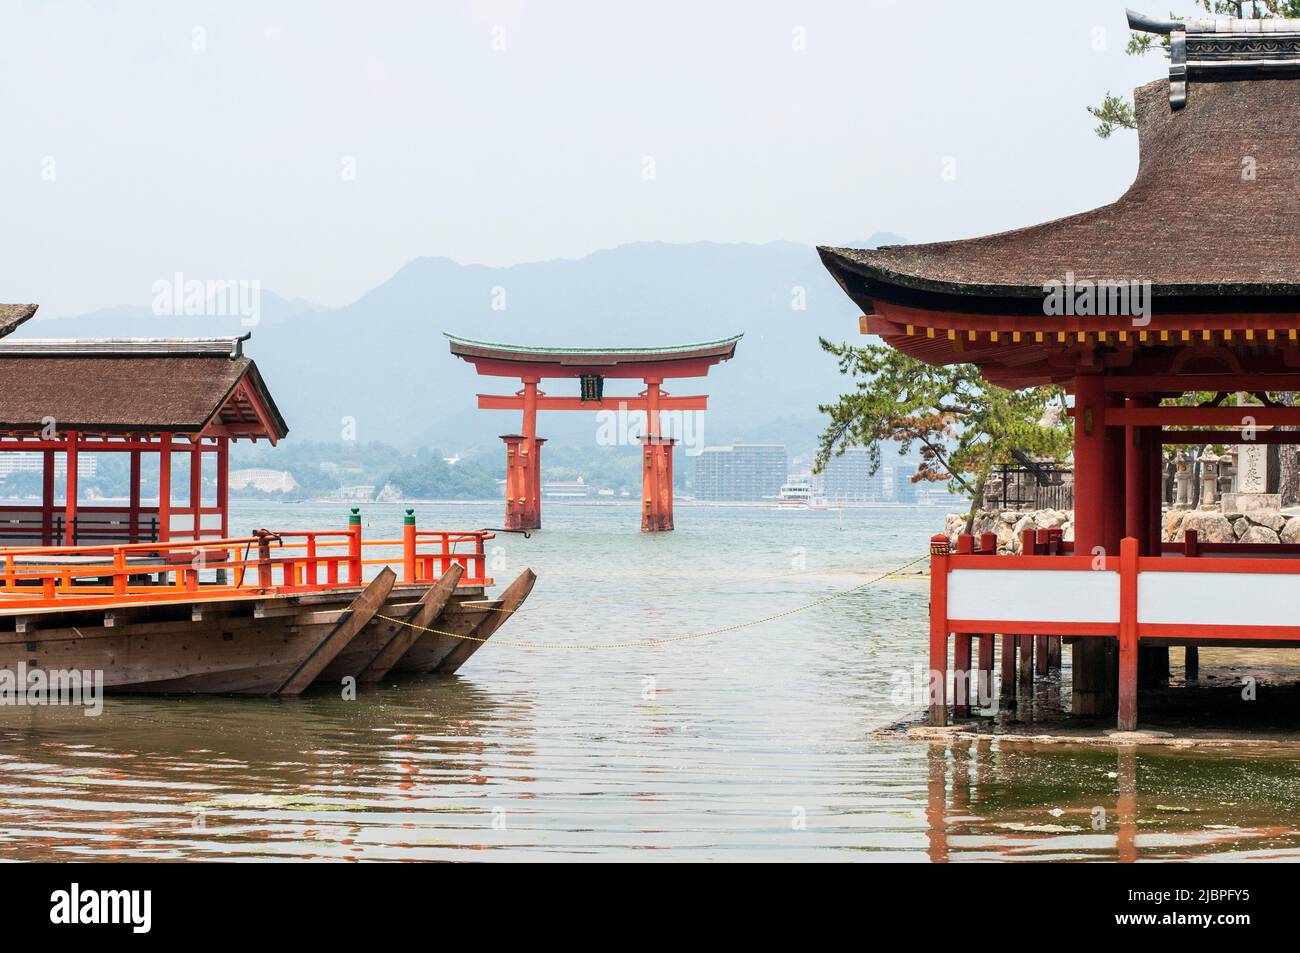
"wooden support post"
41,448,55,545
189,439,202,541
1182,530,1199,682
216,436,229,540
1019,629,1034,695
1016,529,1035,696
972,531,995,708
1117,536,1139,731
1035,528,1050,676
64,430,78,546
1046,527,1063,671
128,446,142,543
953,535,973,717
1000,631,1017,707
928,535,950,727
158,433,172,543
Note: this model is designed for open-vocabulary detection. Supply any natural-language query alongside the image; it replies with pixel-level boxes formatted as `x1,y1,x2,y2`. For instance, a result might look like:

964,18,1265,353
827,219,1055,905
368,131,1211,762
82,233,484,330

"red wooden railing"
0,510,493,612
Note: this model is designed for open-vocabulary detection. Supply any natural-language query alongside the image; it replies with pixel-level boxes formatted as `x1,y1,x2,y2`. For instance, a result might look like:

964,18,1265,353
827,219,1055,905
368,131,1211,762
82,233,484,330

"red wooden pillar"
520,377,542,529
41,448,55,545
641,436,677,533
641,378,672,533
189,439,203,541
501,433,543,532
1117,536,1139,731
663,438,675,530
953,534,973,717
158,432,172,543
216,436,229,539
529,437,545,529
641,436,660,531
128,444,142,543
64,430,79,546
1072,374,1113,716
501,434,524,531
928,535,950,726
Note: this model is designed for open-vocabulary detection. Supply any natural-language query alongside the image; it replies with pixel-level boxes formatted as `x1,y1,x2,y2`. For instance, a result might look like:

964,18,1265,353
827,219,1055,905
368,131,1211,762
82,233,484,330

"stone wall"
943,506,1300,551
1164,508,1300,545
942,508,1073,555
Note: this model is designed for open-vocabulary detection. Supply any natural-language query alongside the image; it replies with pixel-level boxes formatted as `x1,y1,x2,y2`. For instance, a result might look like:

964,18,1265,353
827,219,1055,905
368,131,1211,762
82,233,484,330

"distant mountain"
17,236,903,459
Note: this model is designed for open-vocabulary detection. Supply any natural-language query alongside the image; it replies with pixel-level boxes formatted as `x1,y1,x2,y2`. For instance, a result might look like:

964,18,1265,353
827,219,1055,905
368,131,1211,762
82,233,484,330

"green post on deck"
403,508,417,583
348,507,362,584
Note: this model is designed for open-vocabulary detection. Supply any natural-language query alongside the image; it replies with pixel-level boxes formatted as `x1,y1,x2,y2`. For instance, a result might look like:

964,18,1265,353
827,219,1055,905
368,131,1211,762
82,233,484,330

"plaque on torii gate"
447,334,741,532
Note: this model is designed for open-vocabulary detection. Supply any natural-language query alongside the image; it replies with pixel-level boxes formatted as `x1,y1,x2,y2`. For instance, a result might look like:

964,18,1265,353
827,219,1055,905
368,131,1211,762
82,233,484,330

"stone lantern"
1198,447,1219,507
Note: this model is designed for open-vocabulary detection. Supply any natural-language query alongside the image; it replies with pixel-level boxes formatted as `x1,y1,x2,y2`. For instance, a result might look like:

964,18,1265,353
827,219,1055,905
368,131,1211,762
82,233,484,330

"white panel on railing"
1140,571,1300,627
947,569,1120,623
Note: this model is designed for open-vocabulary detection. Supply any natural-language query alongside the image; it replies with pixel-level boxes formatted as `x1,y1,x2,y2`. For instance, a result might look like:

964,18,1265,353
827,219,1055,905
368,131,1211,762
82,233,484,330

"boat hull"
0,573,525,695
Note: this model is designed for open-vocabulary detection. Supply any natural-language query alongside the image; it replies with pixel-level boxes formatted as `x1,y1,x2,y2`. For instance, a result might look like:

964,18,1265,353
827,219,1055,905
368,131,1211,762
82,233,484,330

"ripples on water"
1,502,1298,861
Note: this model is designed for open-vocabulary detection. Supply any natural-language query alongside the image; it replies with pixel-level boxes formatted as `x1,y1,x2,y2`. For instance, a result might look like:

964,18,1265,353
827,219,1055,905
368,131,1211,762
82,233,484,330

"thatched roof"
0,339,288,440
820,76,1300,316
0,305,38,339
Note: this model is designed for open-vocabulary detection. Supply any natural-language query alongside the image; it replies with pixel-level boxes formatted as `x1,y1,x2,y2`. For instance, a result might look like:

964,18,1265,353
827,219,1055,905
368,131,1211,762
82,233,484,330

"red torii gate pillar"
501,433,545,531
641,435,676,532
640,377,675,532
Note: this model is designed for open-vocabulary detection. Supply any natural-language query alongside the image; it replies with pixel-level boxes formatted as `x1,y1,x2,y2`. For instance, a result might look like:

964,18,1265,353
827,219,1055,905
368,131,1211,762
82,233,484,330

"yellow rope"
375,553,929,651
478,561,924,615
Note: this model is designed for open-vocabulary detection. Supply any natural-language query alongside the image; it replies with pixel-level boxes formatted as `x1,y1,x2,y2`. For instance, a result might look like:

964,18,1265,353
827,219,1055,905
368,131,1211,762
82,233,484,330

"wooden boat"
0,316,535,697
0,525,532,695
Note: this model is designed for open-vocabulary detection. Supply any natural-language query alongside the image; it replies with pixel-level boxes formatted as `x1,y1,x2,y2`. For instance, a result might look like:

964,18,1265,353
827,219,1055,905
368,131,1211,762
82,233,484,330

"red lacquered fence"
930,527,1300,731
0,508,493,613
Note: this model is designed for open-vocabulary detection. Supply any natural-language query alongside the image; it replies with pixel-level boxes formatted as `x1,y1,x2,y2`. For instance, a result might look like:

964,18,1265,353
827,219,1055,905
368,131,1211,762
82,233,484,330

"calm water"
2,501,1300,861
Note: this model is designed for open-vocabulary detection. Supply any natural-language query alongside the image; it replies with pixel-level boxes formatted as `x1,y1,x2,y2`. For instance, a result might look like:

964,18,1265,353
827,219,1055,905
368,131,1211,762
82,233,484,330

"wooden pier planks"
275,568,395,695
358,563,463,683
435,569,536,675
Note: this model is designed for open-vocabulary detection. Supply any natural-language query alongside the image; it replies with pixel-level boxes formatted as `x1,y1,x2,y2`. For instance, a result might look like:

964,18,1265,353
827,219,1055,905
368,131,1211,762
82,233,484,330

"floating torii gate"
447,334,741,532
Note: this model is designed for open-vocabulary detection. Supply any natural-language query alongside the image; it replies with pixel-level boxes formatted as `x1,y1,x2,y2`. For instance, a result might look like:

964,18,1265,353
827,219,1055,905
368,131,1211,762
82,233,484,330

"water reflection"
2,503,1299,860
921,738,1300,861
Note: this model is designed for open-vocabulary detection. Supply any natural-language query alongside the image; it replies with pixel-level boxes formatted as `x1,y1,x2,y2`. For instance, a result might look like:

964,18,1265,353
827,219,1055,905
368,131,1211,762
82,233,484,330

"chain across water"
374,552,930,651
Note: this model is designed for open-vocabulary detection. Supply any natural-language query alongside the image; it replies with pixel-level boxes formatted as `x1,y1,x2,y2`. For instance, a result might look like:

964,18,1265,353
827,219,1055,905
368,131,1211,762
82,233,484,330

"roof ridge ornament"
1127,8,1300,109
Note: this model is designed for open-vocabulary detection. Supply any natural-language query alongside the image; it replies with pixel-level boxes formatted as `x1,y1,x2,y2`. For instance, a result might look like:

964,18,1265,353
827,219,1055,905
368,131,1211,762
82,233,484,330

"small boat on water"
777,479,829,510
0,304,533,695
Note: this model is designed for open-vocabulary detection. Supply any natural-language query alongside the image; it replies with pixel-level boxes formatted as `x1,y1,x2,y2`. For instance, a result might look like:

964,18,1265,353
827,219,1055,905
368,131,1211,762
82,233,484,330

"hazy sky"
3,0,1166,317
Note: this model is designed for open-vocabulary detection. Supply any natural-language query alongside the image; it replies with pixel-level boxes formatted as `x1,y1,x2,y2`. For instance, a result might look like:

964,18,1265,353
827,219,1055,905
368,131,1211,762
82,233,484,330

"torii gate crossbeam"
447,334,741,532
